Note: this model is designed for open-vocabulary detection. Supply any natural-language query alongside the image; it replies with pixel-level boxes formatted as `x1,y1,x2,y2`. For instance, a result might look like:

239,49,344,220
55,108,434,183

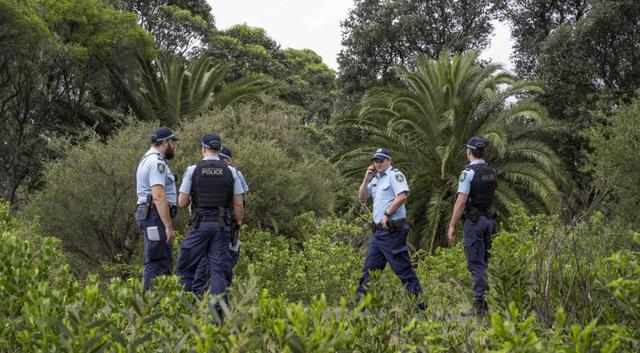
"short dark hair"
152,141,164,147
470,148,484,159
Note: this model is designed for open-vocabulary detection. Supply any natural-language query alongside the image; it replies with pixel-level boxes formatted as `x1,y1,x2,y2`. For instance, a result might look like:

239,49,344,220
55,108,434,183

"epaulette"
146,151,164,162
392,168,406,182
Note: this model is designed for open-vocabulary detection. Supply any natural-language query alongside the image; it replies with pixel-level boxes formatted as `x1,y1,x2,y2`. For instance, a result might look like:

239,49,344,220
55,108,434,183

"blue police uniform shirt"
237,169,249,193
366,165,409,223
179,156,244,196
136,147,177,206
228,165,249,193
457,159,485,195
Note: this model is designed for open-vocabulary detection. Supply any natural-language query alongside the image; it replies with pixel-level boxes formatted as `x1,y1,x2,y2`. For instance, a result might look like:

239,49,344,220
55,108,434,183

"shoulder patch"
157,163,165,174
459,171,467,182
395,173,405,182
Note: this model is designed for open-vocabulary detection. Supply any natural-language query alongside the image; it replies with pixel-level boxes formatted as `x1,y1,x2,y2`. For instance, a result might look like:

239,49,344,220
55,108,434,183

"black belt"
137,204,177,218
372,218,406,232
197,214,222,222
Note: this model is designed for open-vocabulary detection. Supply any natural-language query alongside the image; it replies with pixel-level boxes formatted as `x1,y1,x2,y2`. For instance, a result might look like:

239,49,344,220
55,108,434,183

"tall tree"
336,51,571,249
207,24,287,81
501,0,640,189
337,0,497,101
495,0,588,79
208,25,337,124
110,0,215,56
0,0,153,205
281,49,336,124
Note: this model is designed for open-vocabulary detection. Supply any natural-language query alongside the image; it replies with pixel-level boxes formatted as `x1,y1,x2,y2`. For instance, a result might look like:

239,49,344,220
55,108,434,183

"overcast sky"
208,0,514,72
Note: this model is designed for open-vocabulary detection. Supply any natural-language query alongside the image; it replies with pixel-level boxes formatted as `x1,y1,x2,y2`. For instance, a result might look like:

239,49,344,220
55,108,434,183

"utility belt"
189,206,233,229
372,218,406,233
137,199,177,220
463,208,492,222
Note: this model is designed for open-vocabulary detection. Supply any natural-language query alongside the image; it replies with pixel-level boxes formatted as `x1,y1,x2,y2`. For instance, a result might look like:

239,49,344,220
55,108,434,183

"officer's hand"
231,224,241,246
382,214,390,230
365,165,375,181
447,226,456,245
166,228,176,245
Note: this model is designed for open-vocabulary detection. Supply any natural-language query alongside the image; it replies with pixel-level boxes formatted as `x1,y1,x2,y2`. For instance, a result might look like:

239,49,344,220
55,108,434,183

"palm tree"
335,51,573,250
122,55,274,126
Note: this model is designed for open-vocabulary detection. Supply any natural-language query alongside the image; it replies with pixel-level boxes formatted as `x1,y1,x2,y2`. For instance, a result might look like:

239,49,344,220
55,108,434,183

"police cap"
372,148,392,161
220,146,233,160
202,133,222,150
466,137,486,150
151,127,179,142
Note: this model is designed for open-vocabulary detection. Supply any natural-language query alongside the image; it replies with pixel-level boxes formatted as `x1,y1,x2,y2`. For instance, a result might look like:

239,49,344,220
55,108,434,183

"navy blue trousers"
463,216,494,300
135,208,173,291
192,245,240,295
176,221,231,295
356,226,422,298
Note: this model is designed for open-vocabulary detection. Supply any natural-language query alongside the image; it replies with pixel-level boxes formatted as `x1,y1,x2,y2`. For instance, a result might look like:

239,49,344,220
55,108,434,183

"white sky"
208,0,514,72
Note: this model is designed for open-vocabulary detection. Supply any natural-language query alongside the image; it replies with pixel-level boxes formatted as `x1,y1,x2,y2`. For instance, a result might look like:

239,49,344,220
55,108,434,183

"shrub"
234,219,362,303
2,204,640,352
21,100,342,274
489,207,638,328
586,92,640,224
20,120,163,276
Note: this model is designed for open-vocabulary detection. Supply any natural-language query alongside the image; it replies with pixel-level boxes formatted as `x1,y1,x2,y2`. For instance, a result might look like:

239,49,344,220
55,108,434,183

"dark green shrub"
234,219,361,303
586,93,640,224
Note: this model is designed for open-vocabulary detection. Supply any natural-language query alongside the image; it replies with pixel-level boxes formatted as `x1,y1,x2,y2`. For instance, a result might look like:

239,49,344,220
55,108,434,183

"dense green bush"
586,93,640,224
489,207,638,329
22,99,342,274
20,121,153,275
233,217,362,303
2,204,640,352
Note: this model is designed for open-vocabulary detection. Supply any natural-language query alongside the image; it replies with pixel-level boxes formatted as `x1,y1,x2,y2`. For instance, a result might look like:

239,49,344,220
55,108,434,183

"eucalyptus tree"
336,51,572,249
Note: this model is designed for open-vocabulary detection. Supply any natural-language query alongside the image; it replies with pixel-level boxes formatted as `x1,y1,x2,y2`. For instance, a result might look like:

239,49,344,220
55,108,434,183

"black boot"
461,298,488,317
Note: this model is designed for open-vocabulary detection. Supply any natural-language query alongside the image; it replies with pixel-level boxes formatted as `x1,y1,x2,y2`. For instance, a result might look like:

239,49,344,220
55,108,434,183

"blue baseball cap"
151,127,179,142
202,133,222,149
372,148,392,160
466,137,486,150
220,146,233,160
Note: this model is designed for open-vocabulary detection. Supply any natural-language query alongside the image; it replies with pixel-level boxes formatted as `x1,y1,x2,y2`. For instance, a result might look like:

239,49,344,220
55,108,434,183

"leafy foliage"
490,207,638,328
208,24,337,124
585,94,640,226
337,0,497,100
110,0,215,56
122,55,274,127
499,0,640,187
495,0,588,79
0,0,154,205
3,203,640,351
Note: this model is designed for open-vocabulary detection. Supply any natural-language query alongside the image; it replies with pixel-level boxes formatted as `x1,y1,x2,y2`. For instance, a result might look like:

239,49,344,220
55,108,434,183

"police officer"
356,148,424,308
447,137,497,316
176,134,244,297
134,127,179,290
191,146,248,294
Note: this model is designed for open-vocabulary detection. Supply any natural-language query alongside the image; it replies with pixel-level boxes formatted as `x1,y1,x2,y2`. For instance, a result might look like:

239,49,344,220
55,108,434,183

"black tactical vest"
190,159,233,213
466,162,497,211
